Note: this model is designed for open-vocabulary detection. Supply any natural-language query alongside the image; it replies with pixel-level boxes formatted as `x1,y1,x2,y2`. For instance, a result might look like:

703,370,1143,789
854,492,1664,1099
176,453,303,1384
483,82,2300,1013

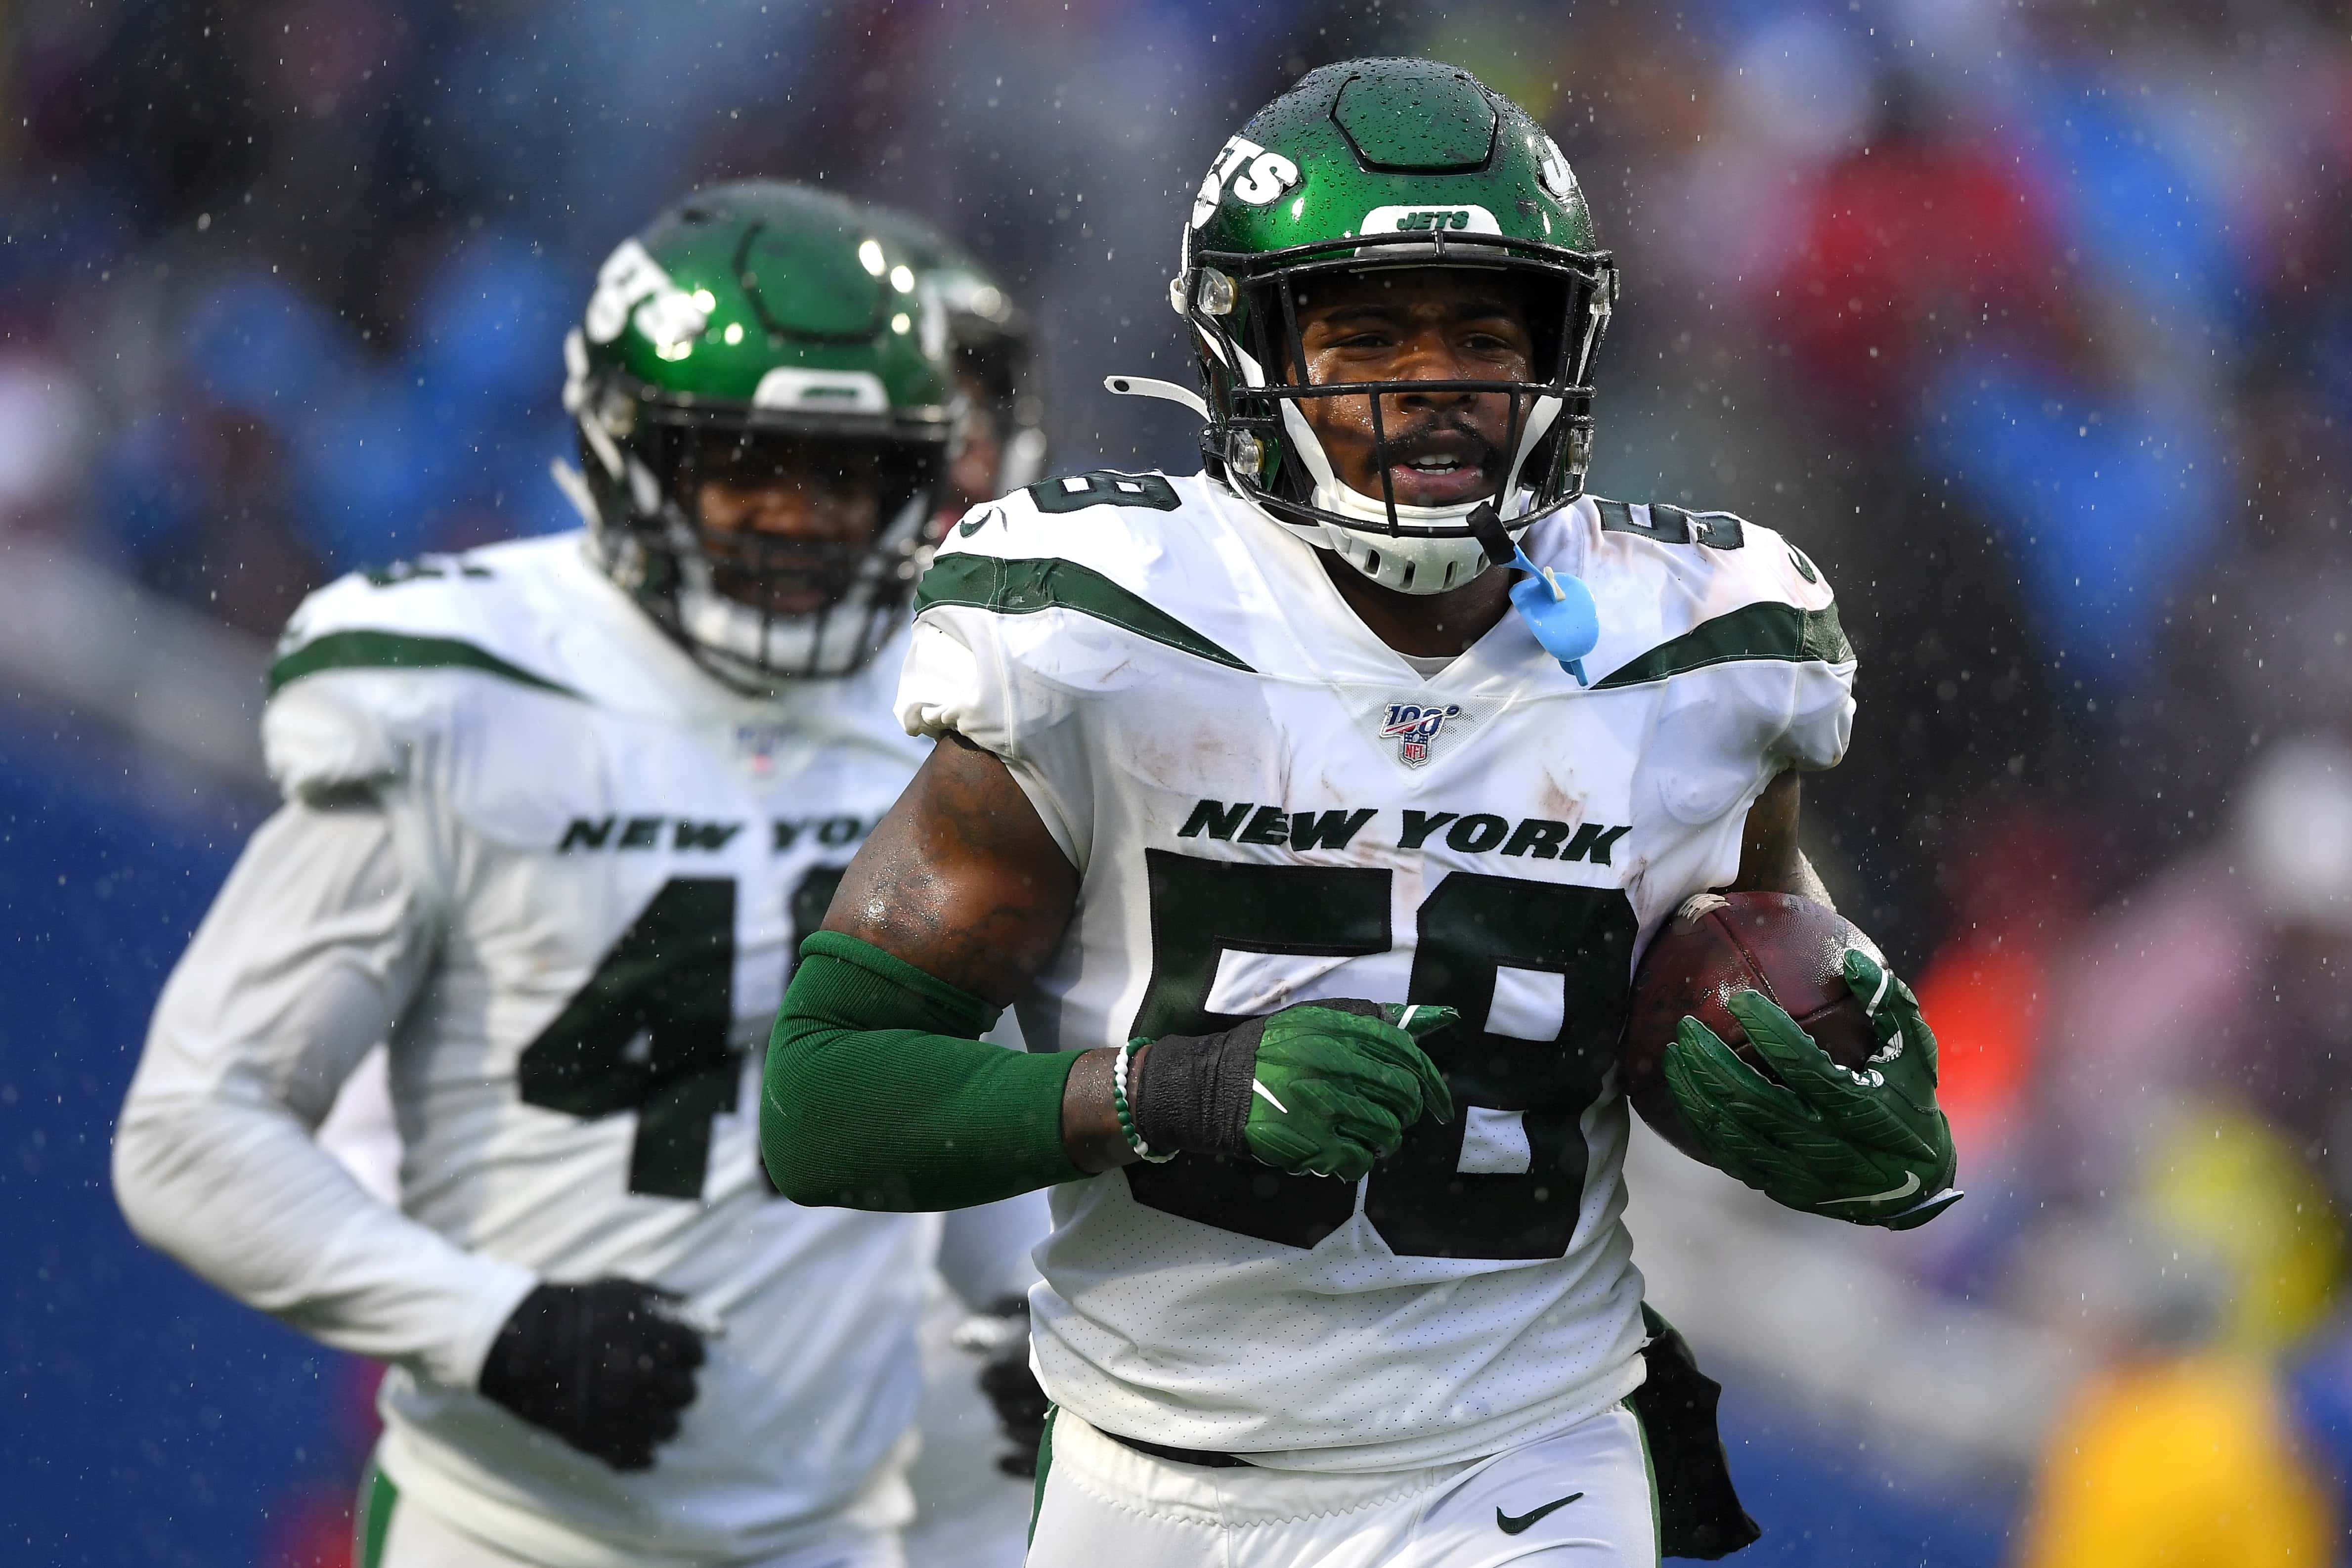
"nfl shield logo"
1379,702,1461,769
736,722,790,775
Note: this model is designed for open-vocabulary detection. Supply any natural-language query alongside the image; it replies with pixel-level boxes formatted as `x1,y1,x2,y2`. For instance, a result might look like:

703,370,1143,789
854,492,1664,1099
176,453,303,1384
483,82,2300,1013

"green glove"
1661,950,1960,1230
1130,1001,1456,1182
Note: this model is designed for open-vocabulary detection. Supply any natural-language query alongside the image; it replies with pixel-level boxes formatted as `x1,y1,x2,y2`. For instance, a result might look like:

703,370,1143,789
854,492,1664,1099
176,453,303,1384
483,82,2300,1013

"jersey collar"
1200,476,1586,697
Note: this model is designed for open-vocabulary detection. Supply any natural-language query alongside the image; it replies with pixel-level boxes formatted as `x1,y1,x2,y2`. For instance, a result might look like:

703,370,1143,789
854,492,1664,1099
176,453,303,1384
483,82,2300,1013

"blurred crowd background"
6,0,2352,1563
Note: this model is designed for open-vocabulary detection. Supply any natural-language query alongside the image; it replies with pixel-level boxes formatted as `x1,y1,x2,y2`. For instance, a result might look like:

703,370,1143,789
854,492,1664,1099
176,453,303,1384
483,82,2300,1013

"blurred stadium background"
5,0,2350,1562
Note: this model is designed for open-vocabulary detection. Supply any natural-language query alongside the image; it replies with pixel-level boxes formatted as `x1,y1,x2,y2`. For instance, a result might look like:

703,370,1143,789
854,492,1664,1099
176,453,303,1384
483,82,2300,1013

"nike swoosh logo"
1496,1492,1584,1534
1820,1171,1920,1207
958,507,1001,538
1252,1078,1289,1114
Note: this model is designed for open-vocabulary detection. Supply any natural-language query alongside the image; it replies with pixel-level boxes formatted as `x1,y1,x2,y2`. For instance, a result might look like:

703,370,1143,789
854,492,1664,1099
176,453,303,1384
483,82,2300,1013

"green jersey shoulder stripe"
1595,601,1851,690
268,629,581,698
915,553,1255,673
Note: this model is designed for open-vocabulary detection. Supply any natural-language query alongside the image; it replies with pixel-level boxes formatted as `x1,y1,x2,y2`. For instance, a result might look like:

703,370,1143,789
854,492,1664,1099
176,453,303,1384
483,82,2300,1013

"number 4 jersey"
898,470,1855,1474
119,532,1000,1568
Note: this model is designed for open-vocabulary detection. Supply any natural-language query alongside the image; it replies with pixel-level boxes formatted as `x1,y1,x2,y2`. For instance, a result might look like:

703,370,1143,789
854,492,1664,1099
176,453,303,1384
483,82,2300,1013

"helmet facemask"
1187,230,1615,597
570,329,948,688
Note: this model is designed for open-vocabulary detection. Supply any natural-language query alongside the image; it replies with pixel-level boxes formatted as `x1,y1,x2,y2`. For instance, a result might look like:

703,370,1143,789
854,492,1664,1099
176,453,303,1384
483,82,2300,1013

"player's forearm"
1730,769,1835,908
763,932,1089,1210
1742,847,1833,908
113,1088,533,1386
112,800,528,1383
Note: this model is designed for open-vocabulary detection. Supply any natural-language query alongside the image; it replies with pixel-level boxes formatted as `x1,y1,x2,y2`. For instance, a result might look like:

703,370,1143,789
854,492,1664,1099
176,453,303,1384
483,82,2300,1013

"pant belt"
1101,1428,1257,1469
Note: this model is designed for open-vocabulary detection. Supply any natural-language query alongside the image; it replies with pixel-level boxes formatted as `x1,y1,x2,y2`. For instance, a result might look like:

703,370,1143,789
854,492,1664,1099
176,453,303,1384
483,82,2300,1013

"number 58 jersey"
899,471,1856,1474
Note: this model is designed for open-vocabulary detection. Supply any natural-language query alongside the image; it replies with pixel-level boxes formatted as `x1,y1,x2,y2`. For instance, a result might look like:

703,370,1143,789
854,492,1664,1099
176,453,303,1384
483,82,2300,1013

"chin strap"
1311,474,1481,528
1465,503,1519,569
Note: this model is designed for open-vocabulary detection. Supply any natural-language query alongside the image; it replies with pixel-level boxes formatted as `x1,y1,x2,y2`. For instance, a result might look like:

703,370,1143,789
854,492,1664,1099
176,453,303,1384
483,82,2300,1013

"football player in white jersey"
114,182,1052,1568
761,61,1963,1567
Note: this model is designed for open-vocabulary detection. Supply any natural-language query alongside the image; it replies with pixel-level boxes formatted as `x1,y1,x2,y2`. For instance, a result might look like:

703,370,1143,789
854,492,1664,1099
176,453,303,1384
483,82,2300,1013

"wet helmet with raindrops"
563,181,958,686
1176,58,1616,596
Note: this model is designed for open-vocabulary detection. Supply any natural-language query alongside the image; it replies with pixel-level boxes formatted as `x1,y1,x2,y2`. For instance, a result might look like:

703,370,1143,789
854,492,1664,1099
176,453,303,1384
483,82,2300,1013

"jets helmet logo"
1379,702,1462,768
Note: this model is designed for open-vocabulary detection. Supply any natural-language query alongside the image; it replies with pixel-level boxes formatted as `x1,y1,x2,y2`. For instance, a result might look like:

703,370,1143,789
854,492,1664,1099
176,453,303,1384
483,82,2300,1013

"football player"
115,182,1049,1568
762,61,1961,1566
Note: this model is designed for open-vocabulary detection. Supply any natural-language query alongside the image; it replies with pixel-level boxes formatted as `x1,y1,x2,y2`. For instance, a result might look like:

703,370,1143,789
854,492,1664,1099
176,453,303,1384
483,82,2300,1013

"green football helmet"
561,181,958,685
1176,58,1616,595
856,206,1048,502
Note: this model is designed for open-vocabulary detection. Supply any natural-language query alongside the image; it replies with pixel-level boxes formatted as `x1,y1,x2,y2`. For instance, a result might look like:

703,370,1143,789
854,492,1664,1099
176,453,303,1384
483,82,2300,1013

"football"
1621,891,1883,1160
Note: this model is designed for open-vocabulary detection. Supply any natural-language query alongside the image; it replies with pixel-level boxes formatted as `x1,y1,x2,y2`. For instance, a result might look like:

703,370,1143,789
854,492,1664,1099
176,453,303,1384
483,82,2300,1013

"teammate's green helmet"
856,206,1048,496
1176,59,1616,595
563,181,958,685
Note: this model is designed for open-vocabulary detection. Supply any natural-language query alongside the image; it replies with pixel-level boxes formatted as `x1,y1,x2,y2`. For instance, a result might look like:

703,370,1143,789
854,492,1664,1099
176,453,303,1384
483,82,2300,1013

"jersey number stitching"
516,877,740,1199
1025,470,1183,515
1595,498,1744,550
514,868,849,1201
1125,851,1637,1259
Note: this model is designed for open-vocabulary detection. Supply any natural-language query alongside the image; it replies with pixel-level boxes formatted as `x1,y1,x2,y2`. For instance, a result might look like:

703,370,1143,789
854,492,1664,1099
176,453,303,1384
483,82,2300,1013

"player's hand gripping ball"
1131,1000,1456,1181
1623,893,1960,1230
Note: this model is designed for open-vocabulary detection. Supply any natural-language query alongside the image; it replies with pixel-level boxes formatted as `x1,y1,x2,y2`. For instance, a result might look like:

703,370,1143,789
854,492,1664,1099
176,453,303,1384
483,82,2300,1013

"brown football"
1621,891,1882,1161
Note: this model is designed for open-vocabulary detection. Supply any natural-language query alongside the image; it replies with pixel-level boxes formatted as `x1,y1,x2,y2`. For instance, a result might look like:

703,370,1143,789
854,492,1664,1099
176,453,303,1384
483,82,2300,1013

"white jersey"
116,533,1044,1568
897,470,1854,1474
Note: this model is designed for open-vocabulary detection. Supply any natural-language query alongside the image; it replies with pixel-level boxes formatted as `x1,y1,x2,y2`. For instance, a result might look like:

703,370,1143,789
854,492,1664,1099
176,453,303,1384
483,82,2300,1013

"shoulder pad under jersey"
262,538,584,802
1551,497,1849,692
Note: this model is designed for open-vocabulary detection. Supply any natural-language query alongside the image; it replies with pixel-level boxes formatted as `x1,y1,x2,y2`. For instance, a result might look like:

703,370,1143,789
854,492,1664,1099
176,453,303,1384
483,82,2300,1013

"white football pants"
1026,1403,1658,1568
358,1463,908,1568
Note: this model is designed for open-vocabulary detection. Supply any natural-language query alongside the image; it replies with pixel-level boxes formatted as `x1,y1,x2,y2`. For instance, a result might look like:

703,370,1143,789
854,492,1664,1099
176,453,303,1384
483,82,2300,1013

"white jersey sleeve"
897,568,1095,867
1574,502,1855,891
897,480,1237,870
113,798,535,1389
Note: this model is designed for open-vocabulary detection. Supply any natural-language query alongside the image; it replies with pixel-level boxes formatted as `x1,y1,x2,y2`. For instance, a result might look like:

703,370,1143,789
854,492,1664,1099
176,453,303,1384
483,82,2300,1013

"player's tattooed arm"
819,732,1134,1172
811,734,1460,1183
1729,769,1834,908
825,731,1078,1005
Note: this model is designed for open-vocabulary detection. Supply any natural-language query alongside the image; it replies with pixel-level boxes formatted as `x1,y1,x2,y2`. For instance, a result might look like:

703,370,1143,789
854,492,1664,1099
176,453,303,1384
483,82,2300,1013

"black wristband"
1129,1018,1267,1158
1131,1000,1395,1158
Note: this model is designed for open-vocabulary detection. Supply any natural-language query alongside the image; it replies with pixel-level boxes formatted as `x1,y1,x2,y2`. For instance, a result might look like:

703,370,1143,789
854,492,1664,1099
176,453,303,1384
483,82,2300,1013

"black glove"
960,1296,1050,1478
478,1279,707,1471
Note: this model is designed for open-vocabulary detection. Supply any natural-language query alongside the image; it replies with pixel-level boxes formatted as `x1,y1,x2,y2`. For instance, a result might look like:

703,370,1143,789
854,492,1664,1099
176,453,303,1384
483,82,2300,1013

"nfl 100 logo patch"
1379,701,1461,769
735,721,793,776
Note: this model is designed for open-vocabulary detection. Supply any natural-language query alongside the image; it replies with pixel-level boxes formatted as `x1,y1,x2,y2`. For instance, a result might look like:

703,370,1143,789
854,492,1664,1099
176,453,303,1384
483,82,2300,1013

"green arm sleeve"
762,931,1087,1211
